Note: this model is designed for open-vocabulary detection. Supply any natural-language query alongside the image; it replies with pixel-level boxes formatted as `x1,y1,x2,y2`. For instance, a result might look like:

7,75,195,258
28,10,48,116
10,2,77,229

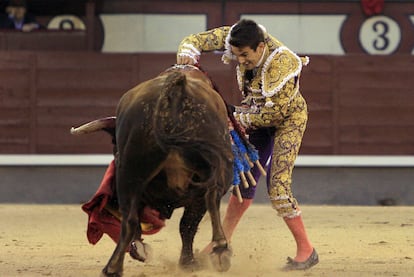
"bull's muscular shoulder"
117,77,165,112
187,78,228,120
116,73,227,122
205,88,228,120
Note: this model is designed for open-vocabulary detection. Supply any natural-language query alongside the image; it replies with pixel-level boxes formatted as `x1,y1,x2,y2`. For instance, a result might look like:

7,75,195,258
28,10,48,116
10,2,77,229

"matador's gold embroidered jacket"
177,25,309,129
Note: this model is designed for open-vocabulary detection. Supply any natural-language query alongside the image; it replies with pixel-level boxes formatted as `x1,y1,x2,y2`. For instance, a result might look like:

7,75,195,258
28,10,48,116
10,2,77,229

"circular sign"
359,15,401,55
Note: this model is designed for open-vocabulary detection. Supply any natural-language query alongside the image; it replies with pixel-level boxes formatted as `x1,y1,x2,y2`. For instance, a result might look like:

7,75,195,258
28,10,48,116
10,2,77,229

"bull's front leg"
178,203,206,271
129,222,153,262
102,205,139,277
205,190,232,272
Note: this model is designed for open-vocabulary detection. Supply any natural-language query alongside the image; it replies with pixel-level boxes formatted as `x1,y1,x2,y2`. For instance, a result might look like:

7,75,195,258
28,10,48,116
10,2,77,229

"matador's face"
230,42,265,70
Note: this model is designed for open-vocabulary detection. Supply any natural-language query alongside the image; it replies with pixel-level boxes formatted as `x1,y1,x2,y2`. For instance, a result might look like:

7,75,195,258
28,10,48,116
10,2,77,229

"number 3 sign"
359,15,401,55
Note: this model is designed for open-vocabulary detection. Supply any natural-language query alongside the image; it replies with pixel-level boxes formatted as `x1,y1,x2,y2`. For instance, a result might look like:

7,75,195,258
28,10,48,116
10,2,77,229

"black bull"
71,65,234,276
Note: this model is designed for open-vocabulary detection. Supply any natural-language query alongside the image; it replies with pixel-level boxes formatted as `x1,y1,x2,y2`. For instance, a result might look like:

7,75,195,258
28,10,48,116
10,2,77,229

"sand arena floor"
1,203,414,277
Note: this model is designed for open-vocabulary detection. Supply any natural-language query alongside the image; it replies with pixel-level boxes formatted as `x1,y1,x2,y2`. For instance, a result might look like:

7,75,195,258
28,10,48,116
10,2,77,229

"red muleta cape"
81,160,166,245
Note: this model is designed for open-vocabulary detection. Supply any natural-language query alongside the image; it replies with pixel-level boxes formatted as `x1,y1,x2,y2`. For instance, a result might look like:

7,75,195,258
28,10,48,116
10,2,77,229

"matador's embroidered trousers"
233,94,308,218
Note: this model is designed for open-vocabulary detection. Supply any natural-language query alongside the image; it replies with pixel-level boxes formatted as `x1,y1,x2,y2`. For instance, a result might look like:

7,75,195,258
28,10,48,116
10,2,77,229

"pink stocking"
201,194,253,254
284,215,313,262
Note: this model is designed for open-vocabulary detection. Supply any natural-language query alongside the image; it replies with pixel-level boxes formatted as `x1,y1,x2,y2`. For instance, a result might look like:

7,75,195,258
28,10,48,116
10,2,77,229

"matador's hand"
177,55,196,65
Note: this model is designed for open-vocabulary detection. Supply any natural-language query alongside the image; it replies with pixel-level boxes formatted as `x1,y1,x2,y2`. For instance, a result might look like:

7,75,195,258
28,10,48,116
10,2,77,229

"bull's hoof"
209,246,232,272
101,267,122,277
129,240,152,262
193,249,210,269
179,256,203,272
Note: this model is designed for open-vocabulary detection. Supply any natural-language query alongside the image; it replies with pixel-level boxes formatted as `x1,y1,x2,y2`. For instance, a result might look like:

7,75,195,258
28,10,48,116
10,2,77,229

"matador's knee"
270,196,301,218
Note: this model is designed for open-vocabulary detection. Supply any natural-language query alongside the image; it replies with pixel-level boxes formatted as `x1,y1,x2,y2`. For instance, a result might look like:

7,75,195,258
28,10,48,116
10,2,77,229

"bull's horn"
70,116,116,135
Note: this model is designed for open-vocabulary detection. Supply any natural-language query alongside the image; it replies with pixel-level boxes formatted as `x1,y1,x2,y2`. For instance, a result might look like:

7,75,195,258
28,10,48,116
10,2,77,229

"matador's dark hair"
229,19,264,51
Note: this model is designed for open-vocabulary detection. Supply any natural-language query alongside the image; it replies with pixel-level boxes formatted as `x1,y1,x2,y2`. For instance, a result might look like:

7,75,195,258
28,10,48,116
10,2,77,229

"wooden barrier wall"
4,1,413,54
1,51,414,155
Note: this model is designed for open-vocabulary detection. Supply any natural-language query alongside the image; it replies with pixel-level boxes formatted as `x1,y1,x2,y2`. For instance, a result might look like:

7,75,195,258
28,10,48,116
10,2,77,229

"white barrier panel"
1,155,414,167
0,155,113,166
296,155,414,167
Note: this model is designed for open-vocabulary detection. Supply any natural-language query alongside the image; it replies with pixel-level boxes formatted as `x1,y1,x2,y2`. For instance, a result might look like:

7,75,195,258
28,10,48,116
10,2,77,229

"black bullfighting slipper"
282,248,319,271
